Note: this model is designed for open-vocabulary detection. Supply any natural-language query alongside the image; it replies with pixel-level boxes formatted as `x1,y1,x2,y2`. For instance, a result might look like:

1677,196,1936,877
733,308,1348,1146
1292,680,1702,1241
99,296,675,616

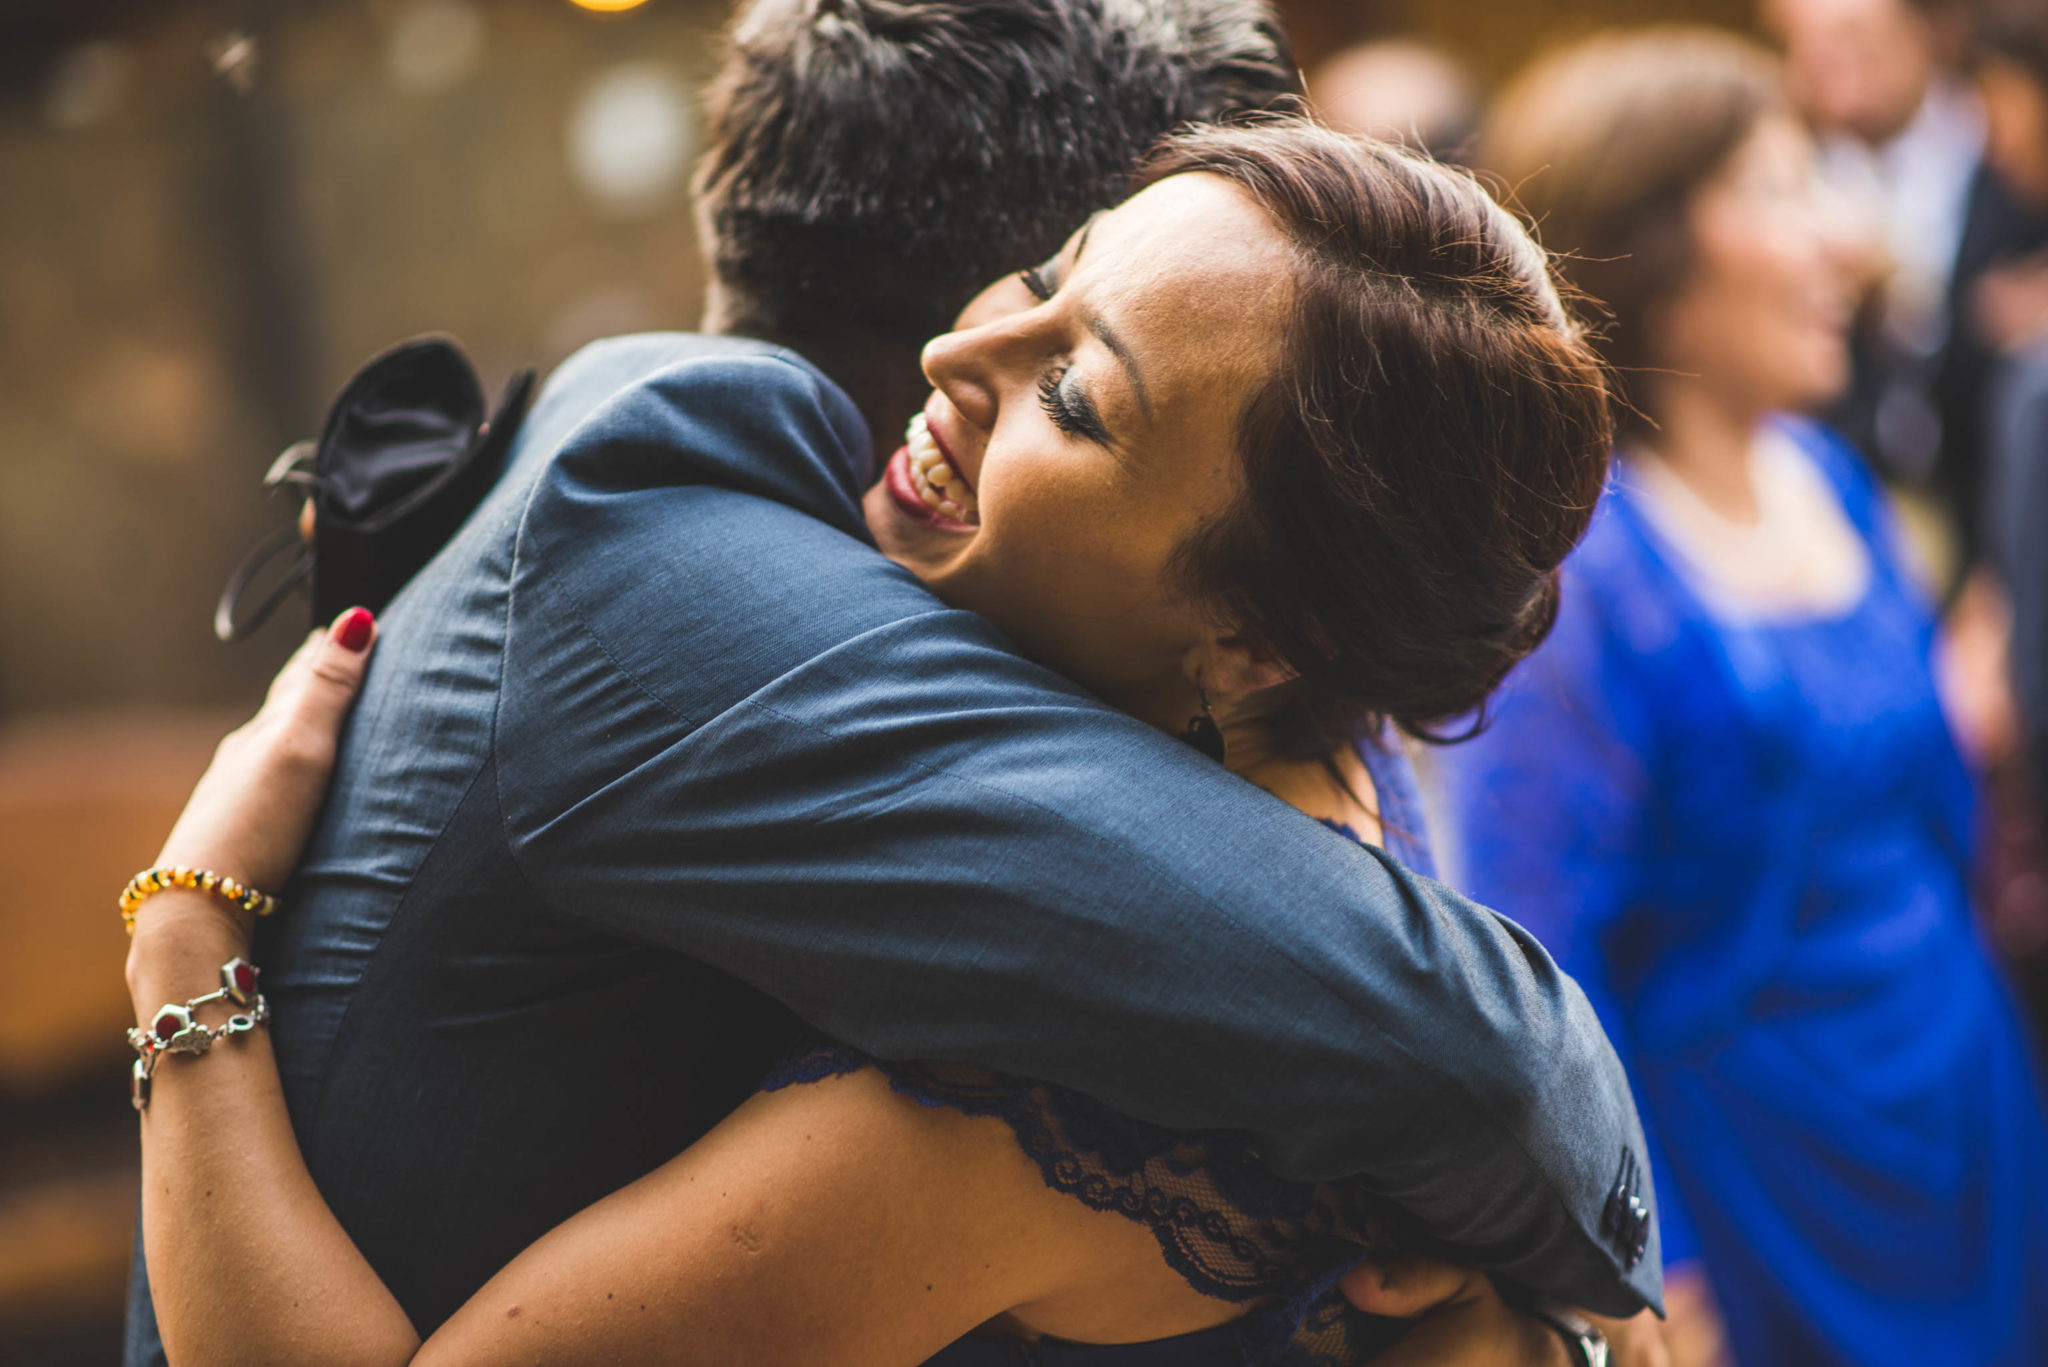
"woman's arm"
128,613,423,1366
413,1067,1237,1366
130,896,423,1367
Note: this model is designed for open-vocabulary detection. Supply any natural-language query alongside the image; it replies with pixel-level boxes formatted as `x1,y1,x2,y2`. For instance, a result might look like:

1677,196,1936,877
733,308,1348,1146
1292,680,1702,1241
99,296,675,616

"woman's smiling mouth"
884,412,979,529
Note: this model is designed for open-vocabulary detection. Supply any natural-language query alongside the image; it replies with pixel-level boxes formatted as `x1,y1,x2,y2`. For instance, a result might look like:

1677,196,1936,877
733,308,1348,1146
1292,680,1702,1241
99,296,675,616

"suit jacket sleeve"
492,342,1663,1316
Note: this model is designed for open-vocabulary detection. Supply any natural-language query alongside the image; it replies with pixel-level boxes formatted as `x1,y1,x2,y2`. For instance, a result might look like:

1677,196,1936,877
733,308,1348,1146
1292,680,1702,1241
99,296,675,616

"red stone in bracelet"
126,957,269,1111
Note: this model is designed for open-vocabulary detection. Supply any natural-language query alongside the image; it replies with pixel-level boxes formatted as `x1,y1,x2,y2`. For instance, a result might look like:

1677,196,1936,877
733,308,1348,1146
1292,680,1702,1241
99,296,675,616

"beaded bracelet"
119,866,278,936
127,957,267,1111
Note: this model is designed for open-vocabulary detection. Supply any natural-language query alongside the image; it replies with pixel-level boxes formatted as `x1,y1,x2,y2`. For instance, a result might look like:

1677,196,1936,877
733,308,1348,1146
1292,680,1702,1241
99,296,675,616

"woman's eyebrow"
1064,211,1148,428
1088,313,1152,422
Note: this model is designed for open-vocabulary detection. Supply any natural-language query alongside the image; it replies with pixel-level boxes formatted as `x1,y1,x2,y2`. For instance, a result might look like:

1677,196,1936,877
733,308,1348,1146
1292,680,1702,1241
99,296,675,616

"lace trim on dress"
760,1037,1412,1366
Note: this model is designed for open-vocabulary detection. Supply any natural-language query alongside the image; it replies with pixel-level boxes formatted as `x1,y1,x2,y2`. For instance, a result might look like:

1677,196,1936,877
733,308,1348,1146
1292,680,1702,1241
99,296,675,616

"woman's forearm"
128,893,420,1367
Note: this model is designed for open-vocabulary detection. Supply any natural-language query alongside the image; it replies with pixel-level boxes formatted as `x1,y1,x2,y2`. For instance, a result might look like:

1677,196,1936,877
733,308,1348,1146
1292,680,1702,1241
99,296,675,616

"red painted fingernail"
334,607,375,653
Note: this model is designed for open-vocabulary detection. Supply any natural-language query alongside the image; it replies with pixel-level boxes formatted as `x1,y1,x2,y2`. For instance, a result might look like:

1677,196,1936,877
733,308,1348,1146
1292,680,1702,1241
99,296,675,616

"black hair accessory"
1178,682,1226,764
215,336,534,641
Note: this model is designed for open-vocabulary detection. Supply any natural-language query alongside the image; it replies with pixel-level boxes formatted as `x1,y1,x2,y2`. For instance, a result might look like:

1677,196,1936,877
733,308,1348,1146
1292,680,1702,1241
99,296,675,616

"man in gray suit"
127,0,1659,1360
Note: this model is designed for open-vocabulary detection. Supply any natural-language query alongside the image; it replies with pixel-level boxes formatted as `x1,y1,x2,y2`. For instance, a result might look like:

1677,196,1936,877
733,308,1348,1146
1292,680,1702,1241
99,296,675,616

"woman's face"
863,172,1294,727
1653,113,1857,419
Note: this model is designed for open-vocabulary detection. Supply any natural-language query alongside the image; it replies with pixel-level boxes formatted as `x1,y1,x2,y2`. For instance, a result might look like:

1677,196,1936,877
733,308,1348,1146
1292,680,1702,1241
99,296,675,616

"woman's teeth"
906,414,976,524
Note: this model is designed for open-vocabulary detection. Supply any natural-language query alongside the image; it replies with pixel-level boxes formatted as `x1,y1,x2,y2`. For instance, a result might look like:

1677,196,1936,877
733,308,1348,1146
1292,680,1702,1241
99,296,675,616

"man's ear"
1184,629,1294,697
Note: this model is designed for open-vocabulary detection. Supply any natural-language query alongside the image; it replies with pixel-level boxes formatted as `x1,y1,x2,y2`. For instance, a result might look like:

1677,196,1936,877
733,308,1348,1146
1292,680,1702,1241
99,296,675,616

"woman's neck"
1214,705,1286,781
1640,375,1767,524
1629,379,1872,616
1216,708,1381,846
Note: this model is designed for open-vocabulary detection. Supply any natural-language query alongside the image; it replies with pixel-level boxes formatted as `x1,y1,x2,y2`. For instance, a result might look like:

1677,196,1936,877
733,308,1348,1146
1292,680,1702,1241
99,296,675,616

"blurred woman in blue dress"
1440,27,2048,1367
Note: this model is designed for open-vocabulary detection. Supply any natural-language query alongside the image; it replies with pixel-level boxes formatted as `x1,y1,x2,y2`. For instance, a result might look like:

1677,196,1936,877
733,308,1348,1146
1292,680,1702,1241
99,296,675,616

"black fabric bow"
216,336,534,641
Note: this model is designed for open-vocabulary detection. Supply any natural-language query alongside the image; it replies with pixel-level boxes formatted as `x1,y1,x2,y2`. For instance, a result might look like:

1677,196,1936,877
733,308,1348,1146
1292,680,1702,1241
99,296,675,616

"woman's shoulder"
1559,469,1685,618
759,1038,1403,1364
1469,466,1703,758
1526,495,1670,682
759,1038,1356,1267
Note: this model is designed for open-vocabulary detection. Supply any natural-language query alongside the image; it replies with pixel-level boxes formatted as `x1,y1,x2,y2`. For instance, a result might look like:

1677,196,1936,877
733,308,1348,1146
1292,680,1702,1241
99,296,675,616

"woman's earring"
1178,683,1226,764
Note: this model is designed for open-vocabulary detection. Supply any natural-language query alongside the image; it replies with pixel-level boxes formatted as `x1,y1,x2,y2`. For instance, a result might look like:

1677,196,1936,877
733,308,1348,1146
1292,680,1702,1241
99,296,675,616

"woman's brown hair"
1135,120,1613,747
1482,28,1787,441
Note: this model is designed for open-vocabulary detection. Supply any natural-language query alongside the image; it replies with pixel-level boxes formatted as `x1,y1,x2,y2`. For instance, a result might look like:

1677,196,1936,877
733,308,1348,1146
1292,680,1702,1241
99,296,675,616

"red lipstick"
883,445,977,533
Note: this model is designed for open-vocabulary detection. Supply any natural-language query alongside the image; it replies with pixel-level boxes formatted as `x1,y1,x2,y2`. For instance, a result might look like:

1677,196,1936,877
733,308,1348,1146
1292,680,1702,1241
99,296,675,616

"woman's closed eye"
1019,213,1100,304
1037,367,1111,445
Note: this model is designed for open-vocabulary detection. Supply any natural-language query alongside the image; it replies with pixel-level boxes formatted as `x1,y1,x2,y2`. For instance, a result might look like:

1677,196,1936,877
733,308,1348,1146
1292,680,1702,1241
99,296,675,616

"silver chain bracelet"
126,957,268,1111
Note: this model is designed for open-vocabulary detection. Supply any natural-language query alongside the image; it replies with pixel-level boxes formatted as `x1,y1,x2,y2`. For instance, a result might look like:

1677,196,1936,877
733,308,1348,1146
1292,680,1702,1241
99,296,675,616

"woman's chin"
1743,338,1848,417
1781,355,1850,415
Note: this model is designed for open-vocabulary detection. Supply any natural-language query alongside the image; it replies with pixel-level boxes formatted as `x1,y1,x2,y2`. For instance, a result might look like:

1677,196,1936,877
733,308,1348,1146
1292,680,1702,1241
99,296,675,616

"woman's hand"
128,606,377,1012
1934,569,2018,769
136,602,376,967
1658,1262,1732,1367
1343,1253,1671,1367
142,607,377,942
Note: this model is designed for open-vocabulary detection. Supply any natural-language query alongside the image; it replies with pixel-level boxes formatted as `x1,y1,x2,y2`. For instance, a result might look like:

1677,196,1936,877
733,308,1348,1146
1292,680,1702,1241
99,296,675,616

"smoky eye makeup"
1018,244,1069,302
1037,367,1112,445
1019,245,1071,301
1017,212,1104,303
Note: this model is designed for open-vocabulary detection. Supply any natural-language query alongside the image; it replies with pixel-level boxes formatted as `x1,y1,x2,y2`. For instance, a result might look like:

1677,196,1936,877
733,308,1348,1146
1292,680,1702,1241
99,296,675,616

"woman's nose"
921,327,1003,431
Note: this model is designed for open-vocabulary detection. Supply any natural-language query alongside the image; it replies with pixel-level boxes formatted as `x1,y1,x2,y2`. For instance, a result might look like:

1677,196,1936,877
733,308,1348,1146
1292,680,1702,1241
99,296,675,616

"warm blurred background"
6,0,2046,1362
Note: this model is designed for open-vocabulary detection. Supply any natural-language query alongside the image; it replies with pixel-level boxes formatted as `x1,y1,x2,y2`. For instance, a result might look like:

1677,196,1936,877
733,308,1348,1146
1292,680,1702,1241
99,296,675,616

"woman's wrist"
125,891,255,1016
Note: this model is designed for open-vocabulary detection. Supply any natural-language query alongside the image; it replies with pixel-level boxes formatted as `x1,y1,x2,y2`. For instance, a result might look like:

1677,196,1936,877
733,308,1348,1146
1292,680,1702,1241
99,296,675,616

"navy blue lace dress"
759,735,1437,1367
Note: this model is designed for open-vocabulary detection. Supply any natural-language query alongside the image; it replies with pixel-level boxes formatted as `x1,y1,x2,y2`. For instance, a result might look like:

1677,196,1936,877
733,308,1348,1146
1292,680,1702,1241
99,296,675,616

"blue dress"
1437,420,2048,1366
762,738,1437,1367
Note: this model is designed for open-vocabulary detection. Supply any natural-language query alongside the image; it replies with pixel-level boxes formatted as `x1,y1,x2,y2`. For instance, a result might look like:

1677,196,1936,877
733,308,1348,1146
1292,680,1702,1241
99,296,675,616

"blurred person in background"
1308,38,1480,162
1775,0,2048,1062
1442,26,2048,1367
1763,0,2048,578
1970,0,2048,1003
1975,0,2048,807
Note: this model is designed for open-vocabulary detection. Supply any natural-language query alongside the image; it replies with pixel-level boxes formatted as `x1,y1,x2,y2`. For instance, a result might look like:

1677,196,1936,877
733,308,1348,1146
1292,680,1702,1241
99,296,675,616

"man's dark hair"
695,0,1299,362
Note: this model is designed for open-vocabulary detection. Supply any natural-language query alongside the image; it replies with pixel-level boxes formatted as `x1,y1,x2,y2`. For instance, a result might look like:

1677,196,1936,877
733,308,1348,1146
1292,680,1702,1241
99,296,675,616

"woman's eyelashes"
1016,258,1109,445
1037,367,1111,444
1019,251,1066,302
